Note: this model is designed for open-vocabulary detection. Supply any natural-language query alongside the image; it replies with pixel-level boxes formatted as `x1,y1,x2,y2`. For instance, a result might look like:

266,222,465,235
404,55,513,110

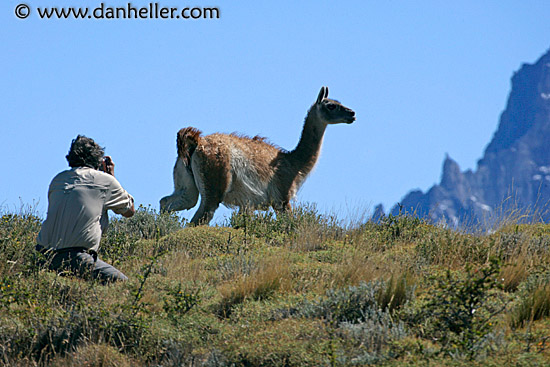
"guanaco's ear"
324,86,329,99
316,86,326,104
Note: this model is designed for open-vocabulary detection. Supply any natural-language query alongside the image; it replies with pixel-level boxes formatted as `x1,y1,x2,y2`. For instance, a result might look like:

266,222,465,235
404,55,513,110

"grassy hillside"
1,204,550,366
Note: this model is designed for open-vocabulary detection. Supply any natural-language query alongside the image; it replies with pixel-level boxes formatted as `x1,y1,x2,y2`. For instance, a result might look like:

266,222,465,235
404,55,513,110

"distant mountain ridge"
379,48,550,227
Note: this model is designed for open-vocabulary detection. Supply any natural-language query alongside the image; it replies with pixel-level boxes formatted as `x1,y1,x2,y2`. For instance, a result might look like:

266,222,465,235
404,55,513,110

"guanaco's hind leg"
189,148,231,225
190,199,220,225
191,177,227,225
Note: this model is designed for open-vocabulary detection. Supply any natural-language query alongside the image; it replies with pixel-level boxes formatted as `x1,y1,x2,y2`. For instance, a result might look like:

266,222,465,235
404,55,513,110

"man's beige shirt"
37,167,134,252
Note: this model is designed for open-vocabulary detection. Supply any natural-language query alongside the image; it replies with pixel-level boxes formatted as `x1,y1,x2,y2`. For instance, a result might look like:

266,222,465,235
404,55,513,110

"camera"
100,156,113,174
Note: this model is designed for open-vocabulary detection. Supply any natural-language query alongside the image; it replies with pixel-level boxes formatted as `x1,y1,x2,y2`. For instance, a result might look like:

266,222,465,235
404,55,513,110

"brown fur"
160,86,356,225
177,127,201,166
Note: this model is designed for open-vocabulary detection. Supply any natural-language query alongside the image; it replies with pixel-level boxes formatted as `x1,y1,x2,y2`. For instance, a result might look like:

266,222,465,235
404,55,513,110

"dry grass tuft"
510,284,550,329
50,343,137,367
216,255,291,318
501,262,529,292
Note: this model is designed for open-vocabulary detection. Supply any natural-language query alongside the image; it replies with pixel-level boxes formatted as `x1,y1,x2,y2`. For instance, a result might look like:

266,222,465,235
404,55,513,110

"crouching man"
36,135,135,283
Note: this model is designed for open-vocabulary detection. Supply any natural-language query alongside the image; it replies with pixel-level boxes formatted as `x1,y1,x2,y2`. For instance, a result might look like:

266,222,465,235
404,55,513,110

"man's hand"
121,202,135,218
102,156,115,176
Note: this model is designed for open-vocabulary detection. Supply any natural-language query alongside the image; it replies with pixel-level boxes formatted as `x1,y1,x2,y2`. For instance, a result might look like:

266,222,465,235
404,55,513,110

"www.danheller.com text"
17,3,220,20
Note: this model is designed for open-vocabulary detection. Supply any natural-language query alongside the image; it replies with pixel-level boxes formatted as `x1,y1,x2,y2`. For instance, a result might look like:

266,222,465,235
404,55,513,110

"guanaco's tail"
177,127,202,166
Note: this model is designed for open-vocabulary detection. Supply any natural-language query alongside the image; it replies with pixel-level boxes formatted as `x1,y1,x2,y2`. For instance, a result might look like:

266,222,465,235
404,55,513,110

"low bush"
402,258,506,359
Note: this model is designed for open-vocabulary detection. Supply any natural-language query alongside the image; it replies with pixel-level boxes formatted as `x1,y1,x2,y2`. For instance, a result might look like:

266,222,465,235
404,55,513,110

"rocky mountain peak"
440,154,462,191
385,48,550,228
484,49,550,155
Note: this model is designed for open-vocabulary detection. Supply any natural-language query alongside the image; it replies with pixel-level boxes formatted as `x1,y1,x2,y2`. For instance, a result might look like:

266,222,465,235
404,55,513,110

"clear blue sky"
1,1,550,224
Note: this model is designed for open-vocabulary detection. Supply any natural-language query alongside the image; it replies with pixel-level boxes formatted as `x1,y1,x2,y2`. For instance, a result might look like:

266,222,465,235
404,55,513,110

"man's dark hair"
66,135,104,169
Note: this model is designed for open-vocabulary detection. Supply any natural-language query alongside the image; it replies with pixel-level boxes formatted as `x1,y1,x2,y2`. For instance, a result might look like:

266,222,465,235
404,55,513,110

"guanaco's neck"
287,107,327,175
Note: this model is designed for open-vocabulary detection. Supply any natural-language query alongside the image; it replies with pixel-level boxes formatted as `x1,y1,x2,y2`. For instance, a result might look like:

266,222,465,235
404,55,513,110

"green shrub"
108,205,185,240
229,203,344,248
403,258,504,359
337,314,408,365
281,279,413,325
377,212,427,243
272,280,412,364
0,210,42,275
163,282,201,321
296,280,384,324
0,291,152,364
101,205,185,264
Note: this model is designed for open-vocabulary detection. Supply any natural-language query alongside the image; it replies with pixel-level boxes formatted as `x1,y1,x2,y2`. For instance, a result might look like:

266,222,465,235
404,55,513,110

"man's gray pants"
35,244,127,283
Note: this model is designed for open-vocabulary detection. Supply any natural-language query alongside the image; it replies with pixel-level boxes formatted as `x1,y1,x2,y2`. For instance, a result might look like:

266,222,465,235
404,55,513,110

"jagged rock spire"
383,48,550,228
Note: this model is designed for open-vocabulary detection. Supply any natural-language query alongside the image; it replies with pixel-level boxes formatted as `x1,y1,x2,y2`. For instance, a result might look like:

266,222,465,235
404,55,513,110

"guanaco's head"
314,86,356,125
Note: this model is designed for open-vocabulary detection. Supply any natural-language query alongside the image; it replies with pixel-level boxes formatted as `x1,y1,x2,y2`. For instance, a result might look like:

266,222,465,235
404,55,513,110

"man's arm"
102,156,135,218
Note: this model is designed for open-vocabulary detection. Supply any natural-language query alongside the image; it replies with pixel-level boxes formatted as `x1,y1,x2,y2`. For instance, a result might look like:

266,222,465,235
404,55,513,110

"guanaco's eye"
327,104,336,110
